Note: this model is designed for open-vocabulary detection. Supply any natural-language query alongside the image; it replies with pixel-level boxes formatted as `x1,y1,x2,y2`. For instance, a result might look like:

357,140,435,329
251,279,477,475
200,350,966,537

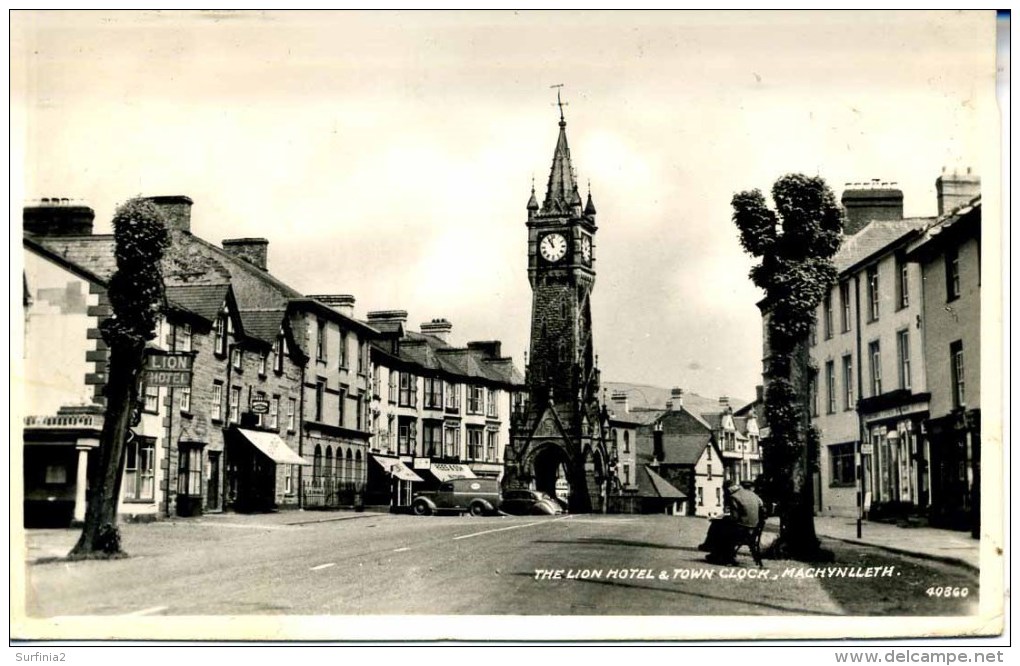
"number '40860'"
926,586,969,598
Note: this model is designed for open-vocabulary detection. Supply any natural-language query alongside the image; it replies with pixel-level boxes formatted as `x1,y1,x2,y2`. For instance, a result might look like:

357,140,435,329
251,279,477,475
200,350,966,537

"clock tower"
506,103,610,514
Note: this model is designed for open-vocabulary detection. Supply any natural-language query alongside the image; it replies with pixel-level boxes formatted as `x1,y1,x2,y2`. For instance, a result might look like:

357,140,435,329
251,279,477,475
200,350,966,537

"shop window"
829,442,856,486
45,465,67,485
124,437,156,500
177,444,203,497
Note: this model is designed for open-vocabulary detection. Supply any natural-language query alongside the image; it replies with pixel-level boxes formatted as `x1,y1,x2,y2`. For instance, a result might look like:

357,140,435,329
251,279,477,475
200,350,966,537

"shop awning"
237,428,310,466
429,463,477,482
371,455,424,482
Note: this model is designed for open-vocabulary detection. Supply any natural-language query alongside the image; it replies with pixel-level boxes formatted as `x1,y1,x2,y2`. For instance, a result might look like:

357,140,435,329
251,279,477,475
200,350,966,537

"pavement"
811,515,980,571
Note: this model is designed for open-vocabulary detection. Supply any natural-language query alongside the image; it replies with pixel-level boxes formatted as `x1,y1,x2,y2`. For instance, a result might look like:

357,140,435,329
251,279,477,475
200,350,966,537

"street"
21,512,979,617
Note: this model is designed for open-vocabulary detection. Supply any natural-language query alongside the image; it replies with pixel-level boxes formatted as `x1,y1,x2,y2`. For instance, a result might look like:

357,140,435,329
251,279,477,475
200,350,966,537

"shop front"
368,454,423,508
925,409,980,534
858,392,930,520
226,426,309,512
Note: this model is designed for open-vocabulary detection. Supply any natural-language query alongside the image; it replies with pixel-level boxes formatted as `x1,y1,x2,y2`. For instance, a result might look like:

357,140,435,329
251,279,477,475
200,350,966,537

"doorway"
207,450,221,511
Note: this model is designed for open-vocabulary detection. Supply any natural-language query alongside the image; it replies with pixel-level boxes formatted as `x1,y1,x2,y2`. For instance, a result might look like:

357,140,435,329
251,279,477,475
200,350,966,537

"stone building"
366,311,525,509
23,195,340,520
290,295,378,509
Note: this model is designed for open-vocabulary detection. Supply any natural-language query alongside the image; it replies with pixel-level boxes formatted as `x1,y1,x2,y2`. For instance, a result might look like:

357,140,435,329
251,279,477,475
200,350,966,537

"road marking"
393,547,410,552
310,562,336,571
453,515,570,541
127,606,167,616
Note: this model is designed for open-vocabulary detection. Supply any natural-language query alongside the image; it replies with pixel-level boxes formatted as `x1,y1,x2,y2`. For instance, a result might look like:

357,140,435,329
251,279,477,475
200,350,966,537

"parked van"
411,478,501,516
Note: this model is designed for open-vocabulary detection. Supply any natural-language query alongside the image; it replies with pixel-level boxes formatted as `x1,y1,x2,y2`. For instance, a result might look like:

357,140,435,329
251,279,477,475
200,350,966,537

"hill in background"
601,381,749,417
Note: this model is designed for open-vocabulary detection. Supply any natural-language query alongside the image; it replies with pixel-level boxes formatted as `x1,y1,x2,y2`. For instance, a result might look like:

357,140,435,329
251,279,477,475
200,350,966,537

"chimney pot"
420,318,453,343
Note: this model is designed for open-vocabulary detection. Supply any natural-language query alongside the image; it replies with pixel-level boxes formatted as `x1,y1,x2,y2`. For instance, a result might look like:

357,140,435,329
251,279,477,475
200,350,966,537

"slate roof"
33,235,118,281
164,283,230,323
834,217,932,274
907,197,981,261
238,308,288,344
34,229,300,346
639,465,687,499
372,329,524,388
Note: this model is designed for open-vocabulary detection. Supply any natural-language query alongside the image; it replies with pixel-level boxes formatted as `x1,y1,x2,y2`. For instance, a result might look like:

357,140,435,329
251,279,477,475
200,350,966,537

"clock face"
539,233,568,263
580,236,592,263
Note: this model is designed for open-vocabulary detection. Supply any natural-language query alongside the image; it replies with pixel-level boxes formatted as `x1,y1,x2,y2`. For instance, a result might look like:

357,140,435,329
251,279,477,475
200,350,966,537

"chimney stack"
367,310,409,325
23,198,95,236
311,294,356,318
936,168,980,216
420,318,453,343
756,385,764,404
222,238,269,271
468,340,502,359
144,195,193,233
670,387,684,409
840,180,904,235
653,422,665,463
611,390,629,414
719,396,730,409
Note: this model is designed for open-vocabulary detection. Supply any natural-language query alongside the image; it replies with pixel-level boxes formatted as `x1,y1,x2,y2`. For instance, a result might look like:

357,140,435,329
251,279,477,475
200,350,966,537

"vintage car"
411,477,501,516
499,488,565,516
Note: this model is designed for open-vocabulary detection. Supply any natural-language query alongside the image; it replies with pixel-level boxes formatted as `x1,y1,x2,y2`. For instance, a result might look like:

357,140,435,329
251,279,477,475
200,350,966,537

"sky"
11,10,1000,402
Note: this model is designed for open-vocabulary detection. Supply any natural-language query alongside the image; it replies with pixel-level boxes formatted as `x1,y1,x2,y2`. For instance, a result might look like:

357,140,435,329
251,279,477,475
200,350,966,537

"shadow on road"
510,571,840,616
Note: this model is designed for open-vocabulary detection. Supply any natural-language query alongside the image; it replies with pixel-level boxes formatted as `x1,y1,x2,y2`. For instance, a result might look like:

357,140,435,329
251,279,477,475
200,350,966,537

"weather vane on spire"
551,83,568,123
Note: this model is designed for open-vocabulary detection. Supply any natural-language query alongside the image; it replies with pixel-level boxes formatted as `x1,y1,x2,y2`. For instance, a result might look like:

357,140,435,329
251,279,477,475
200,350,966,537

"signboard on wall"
144,352,194,387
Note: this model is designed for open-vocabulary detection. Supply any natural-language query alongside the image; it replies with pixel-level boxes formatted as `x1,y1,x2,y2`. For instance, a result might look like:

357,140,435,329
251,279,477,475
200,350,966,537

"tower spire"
542,85,579,215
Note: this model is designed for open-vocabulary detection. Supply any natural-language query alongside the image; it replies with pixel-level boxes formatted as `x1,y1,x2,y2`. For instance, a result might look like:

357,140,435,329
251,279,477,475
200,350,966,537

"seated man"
699,481,764,565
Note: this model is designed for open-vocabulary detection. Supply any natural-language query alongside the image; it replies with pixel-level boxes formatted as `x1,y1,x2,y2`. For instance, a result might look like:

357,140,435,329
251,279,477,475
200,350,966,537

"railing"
302,478,367,509
24,414,104,429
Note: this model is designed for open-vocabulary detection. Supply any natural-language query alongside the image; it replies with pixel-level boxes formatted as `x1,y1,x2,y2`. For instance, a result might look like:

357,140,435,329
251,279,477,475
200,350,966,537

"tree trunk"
68,341,145,558
776,341,828,561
